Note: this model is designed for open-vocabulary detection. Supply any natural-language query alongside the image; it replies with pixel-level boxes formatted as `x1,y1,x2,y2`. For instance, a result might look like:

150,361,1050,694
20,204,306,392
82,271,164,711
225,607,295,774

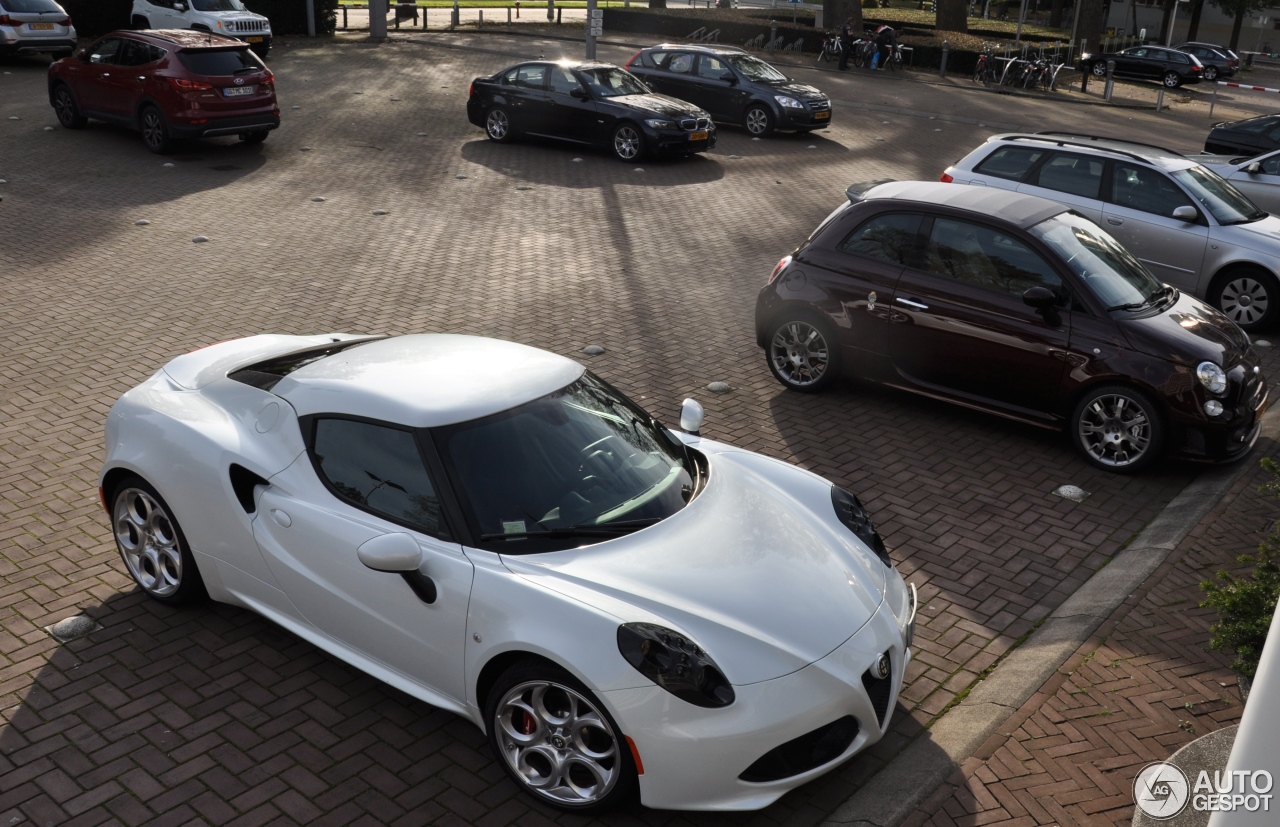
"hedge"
60,0,338,38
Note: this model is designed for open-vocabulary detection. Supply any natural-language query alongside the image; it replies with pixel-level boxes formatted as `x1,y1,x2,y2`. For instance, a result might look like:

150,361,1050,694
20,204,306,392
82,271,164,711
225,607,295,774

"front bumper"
605,596,909,811
1173,368,1268,462
777,103,832,130
645,124,717,155
167,111,281,139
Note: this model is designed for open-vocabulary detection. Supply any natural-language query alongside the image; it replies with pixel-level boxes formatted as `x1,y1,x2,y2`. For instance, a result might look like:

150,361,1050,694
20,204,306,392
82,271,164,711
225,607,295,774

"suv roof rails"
1034,131,1183,155
1000,132,1183,164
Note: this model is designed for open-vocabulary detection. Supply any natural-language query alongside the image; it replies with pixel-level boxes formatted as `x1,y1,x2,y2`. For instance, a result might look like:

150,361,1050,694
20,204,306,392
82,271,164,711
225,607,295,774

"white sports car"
99,333,917,812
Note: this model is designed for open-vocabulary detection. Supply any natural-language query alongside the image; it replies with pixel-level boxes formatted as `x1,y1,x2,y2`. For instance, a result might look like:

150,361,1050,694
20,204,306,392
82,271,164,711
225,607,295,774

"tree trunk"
1075,0,1106,48
1050,0,1064,29
1229,5,1246,51
1186,0,1205,40
937,0,969,31
1158,0,1173,43
823,0,860,33
650,0,666,7
1130,0,1139,40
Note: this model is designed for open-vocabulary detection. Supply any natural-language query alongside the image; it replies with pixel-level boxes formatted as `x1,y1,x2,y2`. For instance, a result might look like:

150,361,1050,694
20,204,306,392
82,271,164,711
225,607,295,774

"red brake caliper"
520,711,536,735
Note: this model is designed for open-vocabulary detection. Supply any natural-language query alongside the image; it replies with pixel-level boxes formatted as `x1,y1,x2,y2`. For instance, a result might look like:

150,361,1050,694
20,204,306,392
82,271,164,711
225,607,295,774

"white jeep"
130,0,272,57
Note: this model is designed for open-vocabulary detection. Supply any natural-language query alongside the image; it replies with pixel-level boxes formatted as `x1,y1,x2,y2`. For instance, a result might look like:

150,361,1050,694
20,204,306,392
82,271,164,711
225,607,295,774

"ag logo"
1134,762,1190,819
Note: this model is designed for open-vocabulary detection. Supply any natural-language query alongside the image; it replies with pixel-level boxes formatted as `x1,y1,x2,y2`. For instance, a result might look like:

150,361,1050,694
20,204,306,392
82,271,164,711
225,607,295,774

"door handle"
270,508,291,527
401,571,438,604
896,297,928,310
1106,218,1123,226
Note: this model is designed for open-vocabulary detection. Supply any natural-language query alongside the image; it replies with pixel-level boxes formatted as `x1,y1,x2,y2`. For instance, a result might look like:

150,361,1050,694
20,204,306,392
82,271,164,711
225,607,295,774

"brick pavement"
0,32,1271,826
904,424,1280,827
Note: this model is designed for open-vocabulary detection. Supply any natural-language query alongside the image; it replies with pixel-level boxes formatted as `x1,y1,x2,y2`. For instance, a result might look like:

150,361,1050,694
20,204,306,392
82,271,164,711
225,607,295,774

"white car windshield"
192,0,246,11
1031,212,1165,311
434,373,698,551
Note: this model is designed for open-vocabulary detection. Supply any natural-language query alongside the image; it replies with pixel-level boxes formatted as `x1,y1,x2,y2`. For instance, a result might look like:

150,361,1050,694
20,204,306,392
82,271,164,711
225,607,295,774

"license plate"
30,22,54,29
223,85,256,97
815,111,830,120
245,36,263,42
689,130,708,141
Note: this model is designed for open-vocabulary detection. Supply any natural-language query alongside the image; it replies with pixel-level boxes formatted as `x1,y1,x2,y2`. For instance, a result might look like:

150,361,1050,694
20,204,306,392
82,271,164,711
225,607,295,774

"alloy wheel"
613,126,640,160
141,110,165,151
745,107,769,135
770,320,830,387
1091,62,1106,76
1219,276,1270,326
486,109,509,141
114,487,184,597
1076,393,1152,468
1204,66,1219,81
54,89,76,127
1163,71,1180,87
493,680,621,806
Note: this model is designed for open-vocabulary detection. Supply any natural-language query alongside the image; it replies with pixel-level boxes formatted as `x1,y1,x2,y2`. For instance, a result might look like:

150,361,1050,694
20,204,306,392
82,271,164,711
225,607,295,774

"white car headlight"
617,623,735,707
644,118,674,129
774,95,803,109
1197,361,1228,395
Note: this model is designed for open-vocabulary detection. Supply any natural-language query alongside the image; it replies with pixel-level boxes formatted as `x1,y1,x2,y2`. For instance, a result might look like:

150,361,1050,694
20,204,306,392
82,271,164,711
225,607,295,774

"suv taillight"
768,256,792,284
59,16,70,25
468,81,474,97
0,14,17,25
167,77,214,92
940,172,954,183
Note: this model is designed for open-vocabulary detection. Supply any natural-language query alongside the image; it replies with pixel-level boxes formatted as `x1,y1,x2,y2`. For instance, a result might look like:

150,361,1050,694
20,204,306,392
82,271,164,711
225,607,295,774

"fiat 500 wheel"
766,315,842,392
1071,385,1165,473
486,108,514,142
111,476,206,604
1211,268,1278,331
487,661,636,812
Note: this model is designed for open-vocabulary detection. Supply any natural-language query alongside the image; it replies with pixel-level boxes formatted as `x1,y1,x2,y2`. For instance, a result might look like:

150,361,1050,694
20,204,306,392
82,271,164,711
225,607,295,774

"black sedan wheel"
744,104,774,137
486,107,515,143
611,122,644,161
1091,62,1107,77
1163,71,1182,88
1204,66,1220,81
53,84,86,129
766,315,842,392
1071,385,1164,473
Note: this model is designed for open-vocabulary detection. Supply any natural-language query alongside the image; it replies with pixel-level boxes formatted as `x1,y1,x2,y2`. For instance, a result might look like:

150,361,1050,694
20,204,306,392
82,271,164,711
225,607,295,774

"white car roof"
271,334,586,428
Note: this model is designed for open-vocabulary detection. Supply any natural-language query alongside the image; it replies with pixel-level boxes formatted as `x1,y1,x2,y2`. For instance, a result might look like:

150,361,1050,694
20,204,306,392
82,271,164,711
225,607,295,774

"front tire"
1090,61,1106,77
485,660,637,812
52,84,87,129
485,107,514,142
1210,267,1280,331
1071,385,1165,473
744,103,773,137
110,475,207,604
139,105,173,154
765,313,842,392
610,122,644,161
1163,70,1182,88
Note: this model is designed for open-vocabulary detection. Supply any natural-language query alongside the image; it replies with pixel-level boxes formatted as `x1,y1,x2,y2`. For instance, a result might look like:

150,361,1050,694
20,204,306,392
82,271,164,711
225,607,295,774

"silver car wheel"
613,125,640,160
1204,66,1219,81
494,680,620,806
770,321,830,387
1076,393,1152,468
114,487,184,597
1219,276,1270,326
486,109,509,141
745,106,769,135
1163,71,1180,87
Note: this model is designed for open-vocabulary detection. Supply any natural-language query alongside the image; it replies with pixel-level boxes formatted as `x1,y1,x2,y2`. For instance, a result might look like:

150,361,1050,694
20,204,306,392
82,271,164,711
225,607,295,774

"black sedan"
1174,41,1239,81
465,60,715,161
1080,45,1204,87
1205,114,1280,155
624,44,831,137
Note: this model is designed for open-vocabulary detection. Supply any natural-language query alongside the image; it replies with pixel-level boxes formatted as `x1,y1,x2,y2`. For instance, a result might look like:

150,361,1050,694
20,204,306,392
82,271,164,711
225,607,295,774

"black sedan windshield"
725,55,788,82
434,374,696,551
579,67,649,97
1031,213,1164,310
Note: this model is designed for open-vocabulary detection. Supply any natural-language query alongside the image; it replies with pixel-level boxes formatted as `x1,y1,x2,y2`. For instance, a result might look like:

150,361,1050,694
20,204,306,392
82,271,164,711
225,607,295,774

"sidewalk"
902,428,1280,827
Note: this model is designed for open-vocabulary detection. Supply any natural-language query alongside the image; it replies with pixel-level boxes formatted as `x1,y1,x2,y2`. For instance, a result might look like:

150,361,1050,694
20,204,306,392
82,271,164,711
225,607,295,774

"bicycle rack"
687,26,706,40
781,37,803,53
744,33,764,48
765,35,785,51
702,28,720,42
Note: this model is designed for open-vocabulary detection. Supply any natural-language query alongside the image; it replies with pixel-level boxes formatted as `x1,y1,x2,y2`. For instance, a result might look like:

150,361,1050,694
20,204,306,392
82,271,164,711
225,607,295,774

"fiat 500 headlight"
617,623,735,708
1197,361,1228,395
831,486,891,566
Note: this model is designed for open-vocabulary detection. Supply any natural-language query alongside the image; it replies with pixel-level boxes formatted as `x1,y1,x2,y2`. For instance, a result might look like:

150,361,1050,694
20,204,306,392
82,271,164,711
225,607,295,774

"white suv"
0,0,76,60
131,0,271,57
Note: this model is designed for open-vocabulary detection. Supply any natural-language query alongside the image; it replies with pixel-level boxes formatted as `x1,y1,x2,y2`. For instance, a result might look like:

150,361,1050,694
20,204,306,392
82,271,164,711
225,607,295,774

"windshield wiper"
1108,287,1165,312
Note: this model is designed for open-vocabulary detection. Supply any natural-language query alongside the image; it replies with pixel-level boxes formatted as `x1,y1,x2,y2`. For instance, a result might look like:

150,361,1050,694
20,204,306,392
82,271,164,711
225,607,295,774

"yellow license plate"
690,130,708,141
246,36,264,42
30,22,55,29
815,111,830,120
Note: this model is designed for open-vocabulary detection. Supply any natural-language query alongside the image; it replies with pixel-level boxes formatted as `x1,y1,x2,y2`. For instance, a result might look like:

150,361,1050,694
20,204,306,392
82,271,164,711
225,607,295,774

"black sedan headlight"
617,623,735,708
831,485,891,567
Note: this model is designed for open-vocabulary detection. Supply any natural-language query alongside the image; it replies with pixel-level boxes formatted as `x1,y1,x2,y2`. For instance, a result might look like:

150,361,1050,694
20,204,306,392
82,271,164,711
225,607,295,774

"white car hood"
500,446,888,686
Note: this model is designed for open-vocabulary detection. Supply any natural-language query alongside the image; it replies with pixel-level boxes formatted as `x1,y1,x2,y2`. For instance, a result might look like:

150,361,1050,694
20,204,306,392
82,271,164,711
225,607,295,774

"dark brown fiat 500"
754,181,1268,472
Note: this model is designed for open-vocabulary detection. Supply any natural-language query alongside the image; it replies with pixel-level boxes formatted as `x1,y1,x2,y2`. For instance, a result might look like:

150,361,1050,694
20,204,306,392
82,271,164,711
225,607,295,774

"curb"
821,408,1279,827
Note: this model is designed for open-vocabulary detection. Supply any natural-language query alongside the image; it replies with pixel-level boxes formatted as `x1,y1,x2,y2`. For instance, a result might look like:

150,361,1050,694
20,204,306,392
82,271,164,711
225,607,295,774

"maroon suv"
48,29,279,154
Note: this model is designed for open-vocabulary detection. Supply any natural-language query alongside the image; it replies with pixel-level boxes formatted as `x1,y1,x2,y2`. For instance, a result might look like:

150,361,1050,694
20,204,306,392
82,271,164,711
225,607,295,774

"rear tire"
1163,70,1182,88
139,105,172,154
239,129,269,144
1210,267,1280,331
1204,65,1220,81
765,313,842,393
109,474,207,605
485,107,515,143
52,84,86,129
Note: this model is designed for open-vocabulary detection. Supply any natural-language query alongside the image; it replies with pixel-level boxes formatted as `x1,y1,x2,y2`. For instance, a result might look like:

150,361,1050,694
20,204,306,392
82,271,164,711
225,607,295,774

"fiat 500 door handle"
896,297,929,310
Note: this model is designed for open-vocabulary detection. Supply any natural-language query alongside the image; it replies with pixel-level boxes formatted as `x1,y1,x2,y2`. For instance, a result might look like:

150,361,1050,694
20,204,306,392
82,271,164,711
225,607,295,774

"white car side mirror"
680,398,705,435
357,532,422,572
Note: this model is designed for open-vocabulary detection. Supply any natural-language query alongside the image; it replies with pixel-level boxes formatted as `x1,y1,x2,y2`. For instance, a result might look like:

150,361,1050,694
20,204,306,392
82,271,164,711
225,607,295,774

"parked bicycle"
972,43,998,83
817,31,843,65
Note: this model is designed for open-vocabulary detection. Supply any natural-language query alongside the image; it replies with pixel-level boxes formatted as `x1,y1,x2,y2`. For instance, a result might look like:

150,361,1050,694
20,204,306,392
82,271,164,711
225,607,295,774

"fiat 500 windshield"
1031,212,1164,310
434,373,697,550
